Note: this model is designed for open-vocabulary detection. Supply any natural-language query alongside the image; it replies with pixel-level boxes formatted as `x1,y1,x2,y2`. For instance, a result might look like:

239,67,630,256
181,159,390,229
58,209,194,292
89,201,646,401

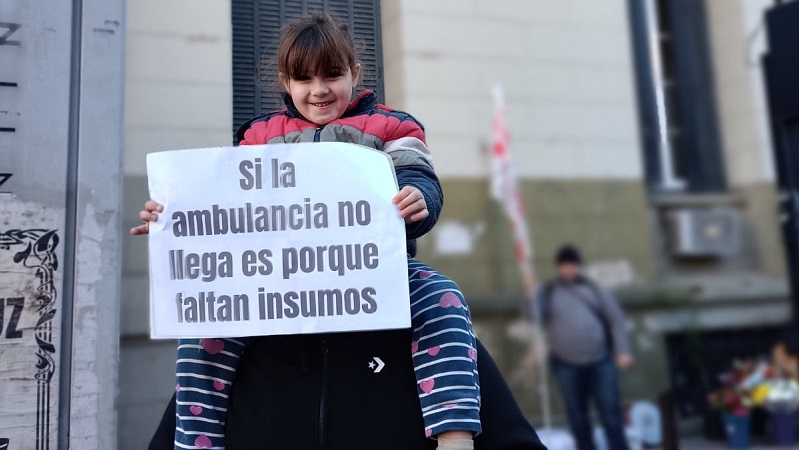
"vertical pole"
642,0,684,190
522,264,551,429
58,0,83,443
61,0,125,447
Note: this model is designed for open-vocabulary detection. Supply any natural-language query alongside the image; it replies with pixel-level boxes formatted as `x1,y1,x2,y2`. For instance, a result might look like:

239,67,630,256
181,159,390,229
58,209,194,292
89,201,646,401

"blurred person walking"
535,245,632,450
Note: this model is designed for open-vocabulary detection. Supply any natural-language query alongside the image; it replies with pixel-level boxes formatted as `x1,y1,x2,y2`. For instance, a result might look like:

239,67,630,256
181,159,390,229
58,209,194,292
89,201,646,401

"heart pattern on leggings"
194,434,212,448
438,292,462,309
201,338,225,355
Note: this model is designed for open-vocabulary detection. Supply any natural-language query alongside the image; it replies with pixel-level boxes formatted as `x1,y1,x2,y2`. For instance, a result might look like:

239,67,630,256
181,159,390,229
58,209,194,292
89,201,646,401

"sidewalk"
680,437,780,450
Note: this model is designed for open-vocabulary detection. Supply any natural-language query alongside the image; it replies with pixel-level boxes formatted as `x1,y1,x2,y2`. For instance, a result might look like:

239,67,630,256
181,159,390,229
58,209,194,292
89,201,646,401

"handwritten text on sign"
147,143,410,338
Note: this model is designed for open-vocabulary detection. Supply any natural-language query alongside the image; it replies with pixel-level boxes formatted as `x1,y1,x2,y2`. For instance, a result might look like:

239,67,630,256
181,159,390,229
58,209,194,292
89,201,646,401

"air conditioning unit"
665,208,741,258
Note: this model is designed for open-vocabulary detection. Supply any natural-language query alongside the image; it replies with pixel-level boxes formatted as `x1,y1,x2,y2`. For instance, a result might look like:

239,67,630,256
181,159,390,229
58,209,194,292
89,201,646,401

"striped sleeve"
382,113,443,239
382,114,433,170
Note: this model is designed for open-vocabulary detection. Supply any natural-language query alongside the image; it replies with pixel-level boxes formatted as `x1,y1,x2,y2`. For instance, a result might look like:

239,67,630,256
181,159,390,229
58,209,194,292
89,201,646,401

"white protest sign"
146,143,410,338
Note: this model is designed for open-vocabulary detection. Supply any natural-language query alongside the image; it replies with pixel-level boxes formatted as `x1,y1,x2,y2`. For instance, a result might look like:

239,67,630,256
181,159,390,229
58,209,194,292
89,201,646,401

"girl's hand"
130,200,163,235
392,186,428,224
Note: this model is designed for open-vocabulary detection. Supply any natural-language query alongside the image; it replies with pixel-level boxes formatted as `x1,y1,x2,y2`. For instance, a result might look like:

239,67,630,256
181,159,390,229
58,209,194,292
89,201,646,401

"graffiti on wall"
0,174,11,193
0,22,21,46
0,228,59,449
0,21,21,136
1,15,60,449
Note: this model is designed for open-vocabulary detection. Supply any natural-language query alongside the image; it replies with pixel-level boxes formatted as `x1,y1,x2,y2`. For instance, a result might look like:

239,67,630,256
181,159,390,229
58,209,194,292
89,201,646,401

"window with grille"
231,0,384,141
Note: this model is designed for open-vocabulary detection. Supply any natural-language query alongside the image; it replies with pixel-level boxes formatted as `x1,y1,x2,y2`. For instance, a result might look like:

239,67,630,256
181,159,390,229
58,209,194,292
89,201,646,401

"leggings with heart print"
174,256,481,449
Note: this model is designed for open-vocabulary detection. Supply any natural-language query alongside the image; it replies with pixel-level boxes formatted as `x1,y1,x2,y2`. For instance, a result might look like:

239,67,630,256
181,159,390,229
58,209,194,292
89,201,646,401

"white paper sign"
147,143,410,338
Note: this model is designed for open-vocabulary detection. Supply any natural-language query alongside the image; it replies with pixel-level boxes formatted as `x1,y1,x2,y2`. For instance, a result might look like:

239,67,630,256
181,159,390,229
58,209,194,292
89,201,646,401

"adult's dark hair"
555,244,582,265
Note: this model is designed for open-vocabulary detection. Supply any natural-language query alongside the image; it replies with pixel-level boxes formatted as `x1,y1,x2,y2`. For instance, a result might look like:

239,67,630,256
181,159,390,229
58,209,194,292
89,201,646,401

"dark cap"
555,245,582,265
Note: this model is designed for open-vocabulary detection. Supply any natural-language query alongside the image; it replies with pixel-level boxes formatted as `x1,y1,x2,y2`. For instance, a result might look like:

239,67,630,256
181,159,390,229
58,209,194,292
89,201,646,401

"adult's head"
555,244,582,282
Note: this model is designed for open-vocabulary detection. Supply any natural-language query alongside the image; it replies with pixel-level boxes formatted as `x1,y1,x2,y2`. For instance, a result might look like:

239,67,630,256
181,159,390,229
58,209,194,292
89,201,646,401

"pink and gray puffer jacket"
235,89,443,255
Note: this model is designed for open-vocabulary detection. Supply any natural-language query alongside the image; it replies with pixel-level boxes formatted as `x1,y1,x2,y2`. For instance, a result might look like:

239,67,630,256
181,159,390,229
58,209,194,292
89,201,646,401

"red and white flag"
490,86,535,298
490,86,551,428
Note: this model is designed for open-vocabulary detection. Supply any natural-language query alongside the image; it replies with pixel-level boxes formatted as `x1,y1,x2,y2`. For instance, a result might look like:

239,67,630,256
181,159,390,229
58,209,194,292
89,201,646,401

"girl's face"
283,64,361,126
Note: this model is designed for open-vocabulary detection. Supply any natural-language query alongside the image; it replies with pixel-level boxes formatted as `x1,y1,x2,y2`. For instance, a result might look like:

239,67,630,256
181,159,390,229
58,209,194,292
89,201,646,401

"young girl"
133,13,480,450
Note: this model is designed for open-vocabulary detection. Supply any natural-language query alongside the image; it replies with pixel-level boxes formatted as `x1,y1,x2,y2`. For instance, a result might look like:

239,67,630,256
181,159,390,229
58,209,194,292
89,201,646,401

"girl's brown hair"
278,13,359,81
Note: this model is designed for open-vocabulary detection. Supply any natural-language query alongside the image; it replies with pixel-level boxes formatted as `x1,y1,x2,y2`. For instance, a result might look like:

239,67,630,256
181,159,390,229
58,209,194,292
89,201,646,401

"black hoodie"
148,329,546,450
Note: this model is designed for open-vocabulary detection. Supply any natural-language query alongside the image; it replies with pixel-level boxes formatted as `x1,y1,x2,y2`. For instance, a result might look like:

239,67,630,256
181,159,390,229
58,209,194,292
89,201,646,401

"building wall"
119,1,232,448
705,0,786,277
1,2,72,447
2,0,124,447
386,0,644,180
705,0,775,186
381,0,654,296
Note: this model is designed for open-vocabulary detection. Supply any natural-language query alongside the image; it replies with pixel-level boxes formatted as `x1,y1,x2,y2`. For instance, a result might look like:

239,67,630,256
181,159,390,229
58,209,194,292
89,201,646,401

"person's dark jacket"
148,329,545,450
